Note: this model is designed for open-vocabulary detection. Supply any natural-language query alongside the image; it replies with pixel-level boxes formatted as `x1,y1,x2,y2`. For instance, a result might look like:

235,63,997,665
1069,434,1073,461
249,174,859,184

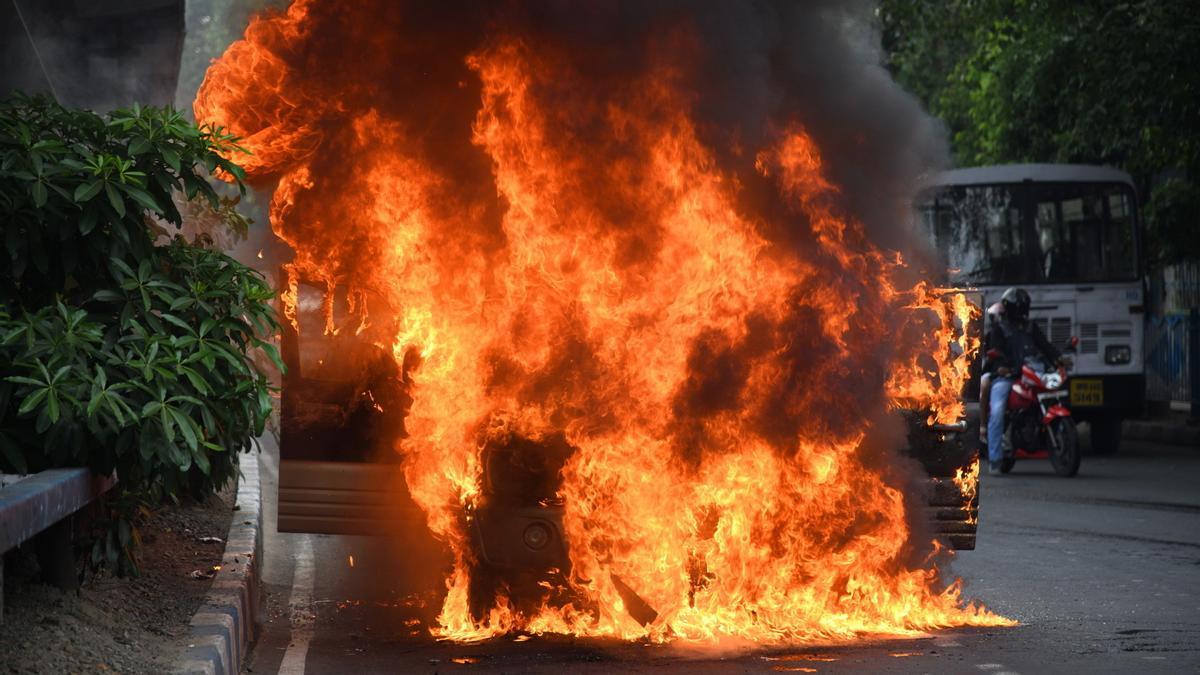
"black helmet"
1001,287,1031,321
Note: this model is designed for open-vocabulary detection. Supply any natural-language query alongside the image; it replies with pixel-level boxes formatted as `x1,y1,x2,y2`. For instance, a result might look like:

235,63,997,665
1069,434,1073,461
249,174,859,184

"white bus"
919,164,1145,454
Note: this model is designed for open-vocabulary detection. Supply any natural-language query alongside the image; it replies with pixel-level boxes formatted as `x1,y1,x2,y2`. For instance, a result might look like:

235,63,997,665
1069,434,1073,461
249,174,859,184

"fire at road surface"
250,434,1200,673
197,0,994,643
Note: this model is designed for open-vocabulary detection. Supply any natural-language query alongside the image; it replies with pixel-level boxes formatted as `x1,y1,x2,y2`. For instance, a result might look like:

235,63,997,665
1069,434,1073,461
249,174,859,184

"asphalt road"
247,432,1200,674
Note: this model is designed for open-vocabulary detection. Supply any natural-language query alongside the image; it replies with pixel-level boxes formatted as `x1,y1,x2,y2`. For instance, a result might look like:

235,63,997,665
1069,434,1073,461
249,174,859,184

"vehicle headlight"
1043,373,1062,389
523,522,551,550
1105,345,1131,365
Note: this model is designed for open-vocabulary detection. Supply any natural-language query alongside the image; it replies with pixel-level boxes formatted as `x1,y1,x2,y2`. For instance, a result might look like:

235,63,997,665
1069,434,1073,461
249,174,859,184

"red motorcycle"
996,353,1080,477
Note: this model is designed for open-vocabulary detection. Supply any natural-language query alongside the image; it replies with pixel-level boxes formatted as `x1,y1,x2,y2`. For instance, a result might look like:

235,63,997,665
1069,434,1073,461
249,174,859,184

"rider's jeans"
987,376,1014,465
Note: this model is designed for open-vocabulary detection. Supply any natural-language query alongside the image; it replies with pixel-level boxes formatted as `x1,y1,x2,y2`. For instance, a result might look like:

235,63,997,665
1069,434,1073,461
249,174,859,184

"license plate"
1070,378,1104,406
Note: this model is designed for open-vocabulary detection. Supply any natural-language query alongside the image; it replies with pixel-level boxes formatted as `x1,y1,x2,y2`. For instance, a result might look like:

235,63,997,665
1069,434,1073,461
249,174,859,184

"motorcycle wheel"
1049,418,1080,477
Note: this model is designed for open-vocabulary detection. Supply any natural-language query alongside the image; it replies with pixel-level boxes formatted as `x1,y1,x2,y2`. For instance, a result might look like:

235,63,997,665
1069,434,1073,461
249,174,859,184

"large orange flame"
196,0,1010,644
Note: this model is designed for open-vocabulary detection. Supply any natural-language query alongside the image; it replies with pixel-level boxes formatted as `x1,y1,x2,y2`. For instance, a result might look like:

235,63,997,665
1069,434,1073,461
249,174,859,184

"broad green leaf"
257,386,272,416
5,375,45,386
160,408,175,443
18,388,48,416
162,146,181,172
104,182,125,217
110,257,136,280
31,181,48,207
255,340,286,372
46,390,60,423
179,367,210,394
128,136,151,155
170,408,198,452
73,179,103,203
159,313,194,333
35,409,53,434
119,184,161,213
79,206,98,234
87,388,105,418
104,395,130,427
191,446,211,476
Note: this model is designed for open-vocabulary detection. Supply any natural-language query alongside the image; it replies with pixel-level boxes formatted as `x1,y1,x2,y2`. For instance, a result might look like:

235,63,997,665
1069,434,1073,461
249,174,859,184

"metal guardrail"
0,468,116,621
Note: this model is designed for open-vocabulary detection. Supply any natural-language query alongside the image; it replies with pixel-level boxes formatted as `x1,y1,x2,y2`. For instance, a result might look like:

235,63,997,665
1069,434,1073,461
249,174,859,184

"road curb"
174,453,263,675
1123,419,1200,448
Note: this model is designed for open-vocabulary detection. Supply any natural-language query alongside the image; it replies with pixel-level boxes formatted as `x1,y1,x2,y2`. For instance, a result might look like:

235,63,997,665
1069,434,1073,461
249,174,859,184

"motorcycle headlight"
1105,345,1131,365
1043,373,1062,389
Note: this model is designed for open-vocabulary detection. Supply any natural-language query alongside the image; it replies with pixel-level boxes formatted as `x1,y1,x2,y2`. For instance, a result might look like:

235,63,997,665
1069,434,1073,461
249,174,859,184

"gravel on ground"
1,482,235,674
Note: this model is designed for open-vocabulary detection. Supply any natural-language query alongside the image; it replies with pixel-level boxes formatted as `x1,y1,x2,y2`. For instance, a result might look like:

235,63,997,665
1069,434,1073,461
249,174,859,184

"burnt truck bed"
276,364,980,551
274,276,981,577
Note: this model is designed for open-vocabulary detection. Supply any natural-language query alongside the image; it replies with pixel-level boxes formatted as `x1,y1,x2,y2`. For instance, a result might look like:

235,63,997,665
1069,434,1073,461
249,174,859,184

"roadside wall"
1147,261,1199,404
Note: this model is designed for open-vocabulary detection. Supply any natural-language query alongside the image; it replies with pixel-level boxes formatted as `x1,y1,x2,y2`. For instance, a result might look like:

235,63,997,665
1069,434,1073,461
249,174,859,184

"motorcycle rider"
983,287,1068,475
978,300,1005,444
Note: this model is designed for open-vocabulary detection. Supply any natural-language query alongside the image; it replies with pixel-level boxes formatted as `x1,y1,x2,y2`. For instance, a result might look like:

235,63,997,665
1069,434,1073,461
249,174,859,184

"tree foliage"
880,0,1200,263
0,94,279,571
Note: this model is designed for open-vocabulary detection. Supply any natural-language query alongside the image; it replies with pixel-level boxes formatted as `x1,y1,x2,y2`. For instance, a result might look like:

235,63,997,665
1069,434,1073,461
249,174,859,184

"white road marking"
934,639,963,647
975,665,1020,675
278,535,316,675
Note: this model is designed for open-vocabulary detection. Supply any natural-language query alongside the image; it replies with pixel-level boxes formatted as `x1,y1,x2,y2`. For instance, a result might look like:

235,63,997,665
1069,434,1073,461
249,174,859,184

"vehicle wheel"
1089,417,1123,455
1049,419,1080,477
999,457,1015,473
466,562,504,623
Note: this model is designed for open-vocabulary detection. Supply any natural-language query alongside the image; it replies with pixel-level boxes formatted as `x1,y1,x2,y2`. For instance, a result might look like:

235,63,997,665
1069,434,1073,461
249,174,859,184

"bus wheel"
1090,417,1123,455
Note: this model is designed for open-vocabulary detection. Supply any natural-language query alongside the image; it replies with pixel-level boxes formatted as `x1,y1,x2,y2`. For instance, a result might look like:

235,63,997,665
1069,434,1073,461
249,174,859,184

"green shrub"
0,94,280,572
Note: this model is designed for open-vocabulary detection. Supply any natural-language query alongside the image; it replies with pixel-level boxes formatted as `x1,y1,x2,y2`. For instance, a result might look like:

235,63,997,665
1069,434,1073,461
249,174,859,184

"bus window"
919,181,1139,285
920,185,1024,285
1031,184,1137,283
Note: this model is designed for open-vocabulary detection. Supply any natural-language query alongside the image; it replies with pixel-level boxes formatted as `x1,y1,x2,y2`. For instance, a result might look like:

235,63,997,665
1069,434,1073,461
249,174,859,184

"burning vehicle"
274,279,981,627
200,0,1008,643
